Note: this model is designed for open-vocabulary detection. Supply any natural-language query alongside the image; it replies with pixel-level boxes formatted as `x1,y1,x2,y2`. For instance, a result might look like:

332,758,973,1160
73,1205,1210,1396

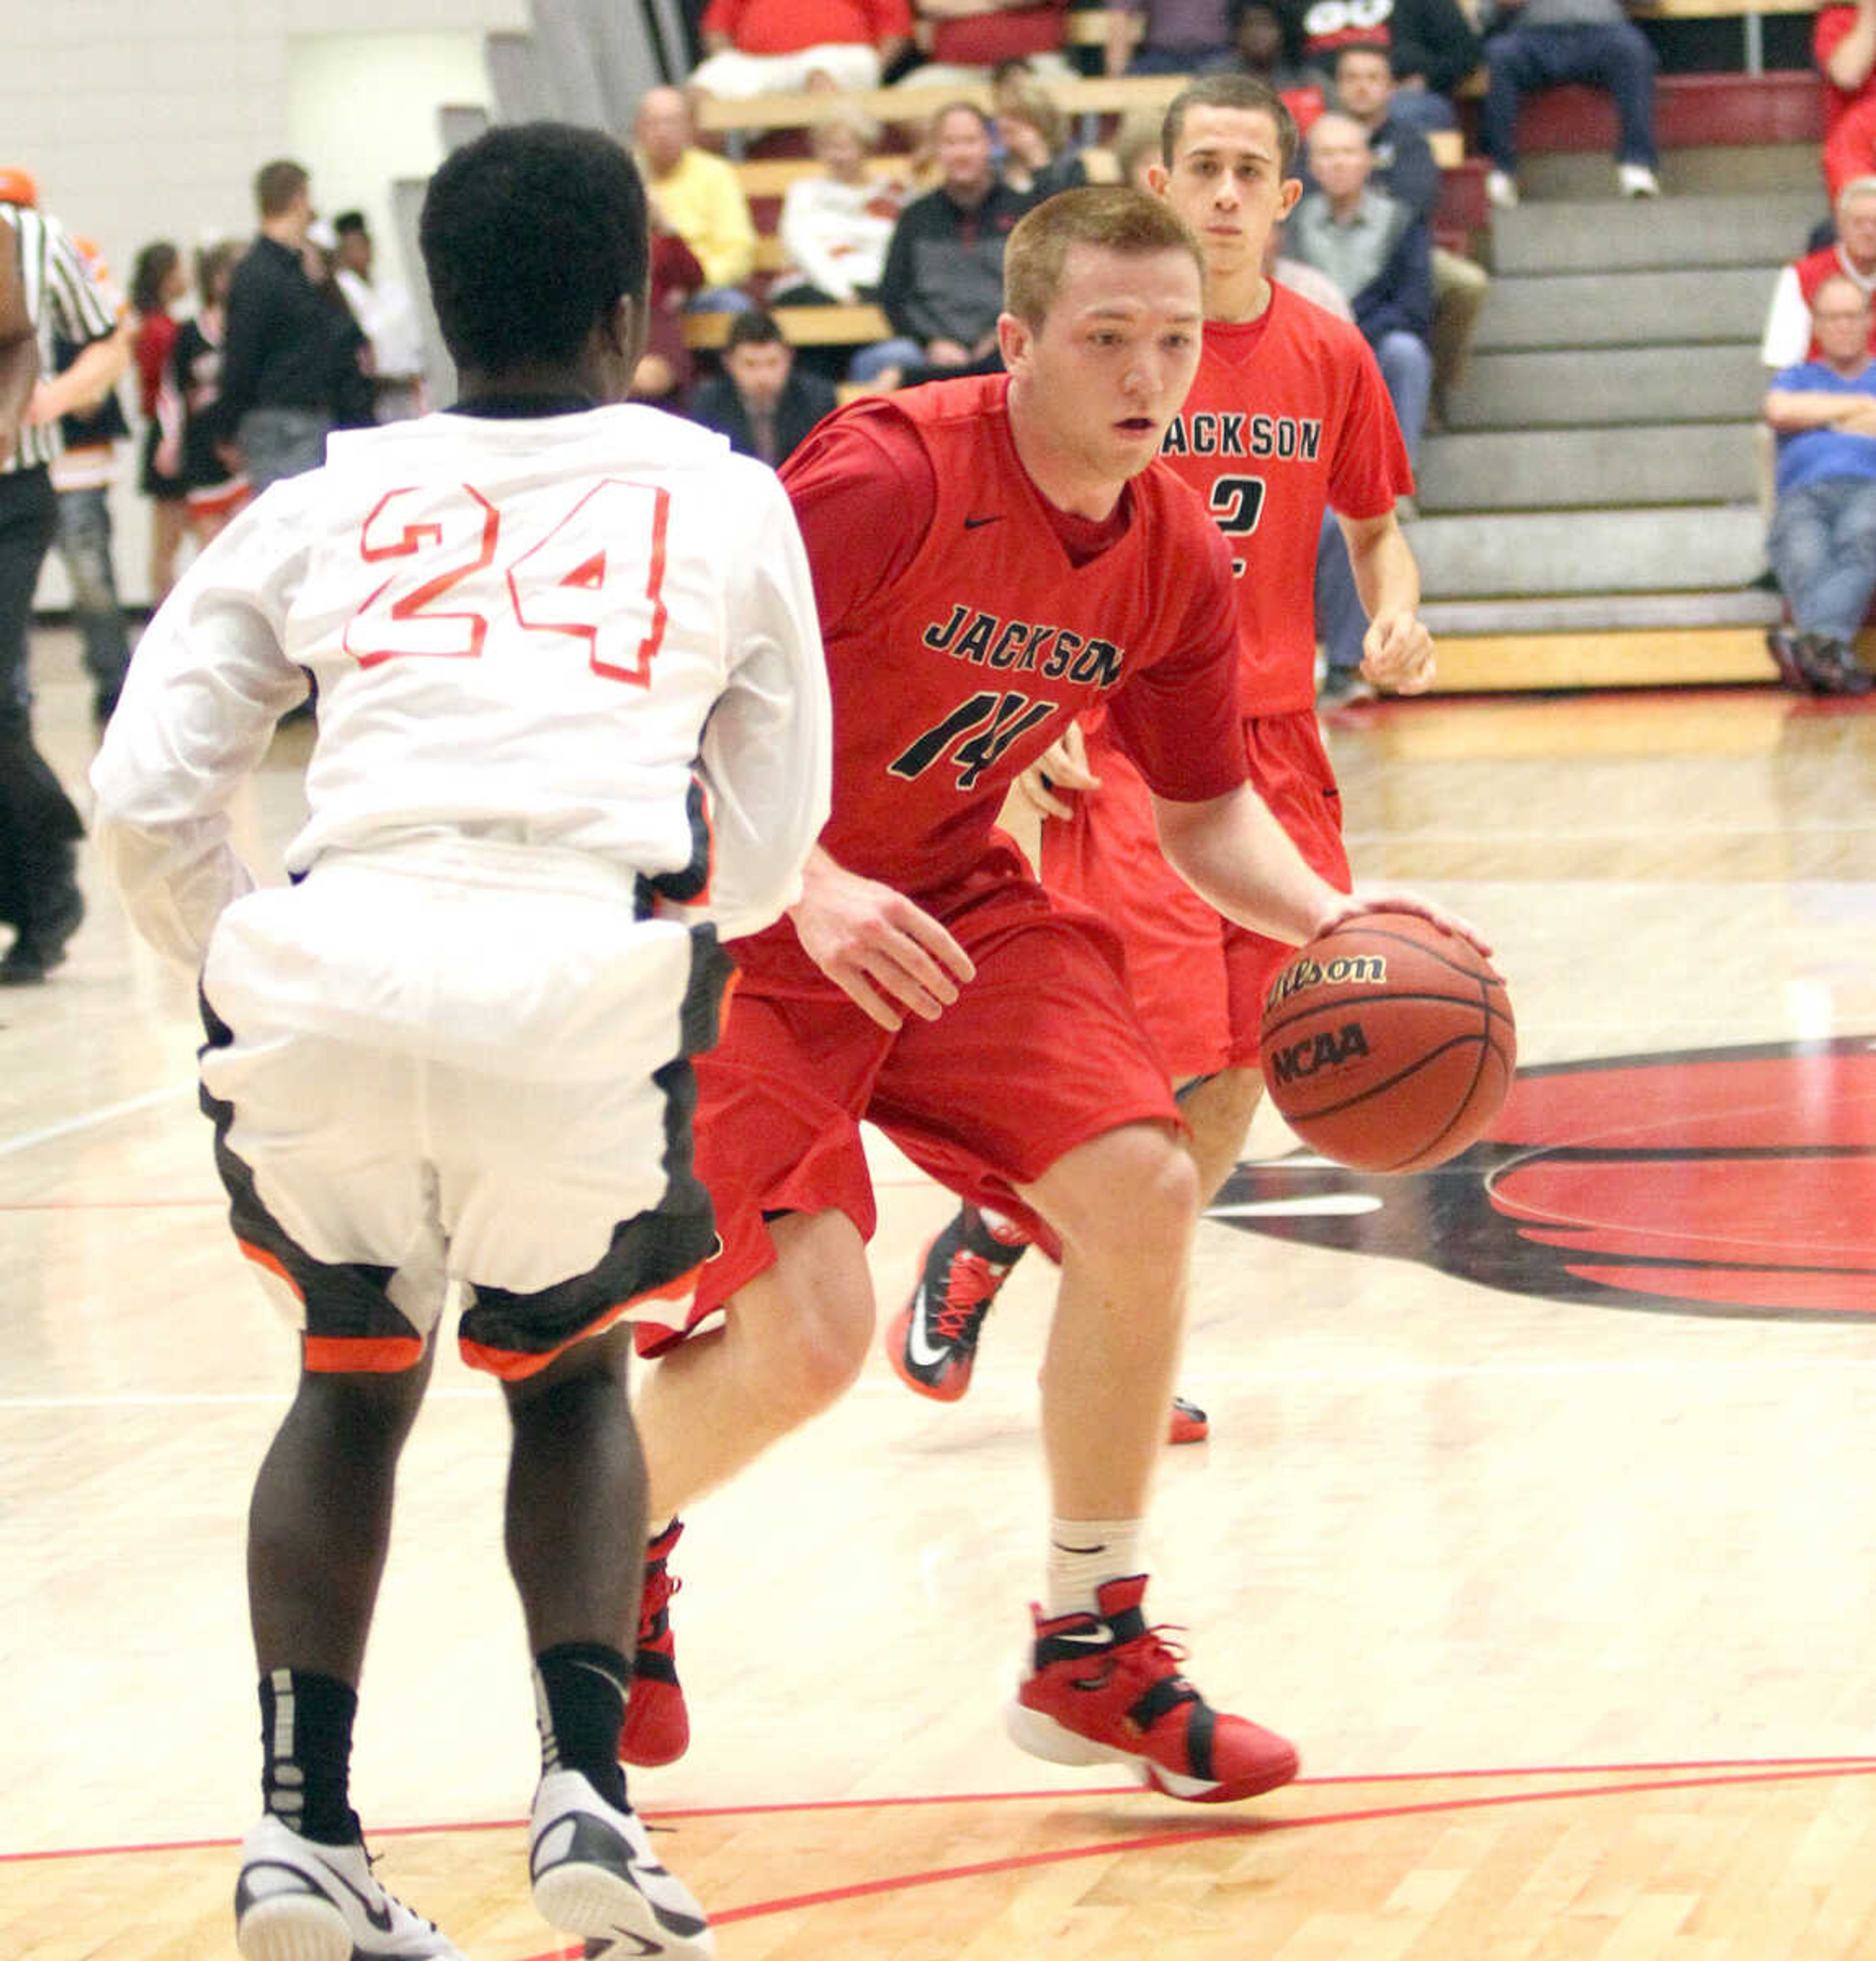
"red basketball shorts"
1039,708,1350,1079
635,843,1183,1354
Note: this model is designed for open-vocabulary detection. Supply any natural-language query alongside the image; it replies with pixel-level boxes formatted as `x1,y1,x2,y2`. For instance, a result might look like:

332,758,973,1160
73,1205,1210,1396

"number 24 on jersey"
342,479,671,686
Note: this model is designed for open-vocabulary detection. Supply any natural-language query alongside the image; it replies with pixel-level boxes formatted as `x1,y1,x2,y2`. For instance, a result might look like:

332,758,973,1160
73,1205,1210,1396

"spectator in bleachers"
1762,273,1876,695
688,309,838,466
854,101,1028,381
1227,2,1329,132
1102,0,1235,76
1332,40,1487,418
1822,94,1876,219
1478,0,1660,210
992,62,1089,197
895,0,1073,89
1299,0,1481,134
633,86,756,310
129,240,188,602
1762,176,1876,370
771,110,906,307
689,0,915,98
1111,110,1166,192
632,224,708,406
1286,111,1434,465
1816,0,1876,144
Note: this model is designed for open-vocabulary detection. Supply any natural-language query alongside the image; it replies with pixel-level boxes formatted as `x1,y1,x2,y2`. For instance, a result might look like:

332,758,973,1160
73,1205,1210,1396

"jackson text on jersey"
1160,412,1322,462
919,604,1127,690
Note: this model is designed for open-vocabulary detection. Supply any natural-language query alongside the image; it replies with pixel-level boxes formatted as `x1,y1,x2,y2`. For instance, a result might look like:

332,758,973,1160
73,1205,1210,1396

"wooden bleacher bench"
682,303,889,352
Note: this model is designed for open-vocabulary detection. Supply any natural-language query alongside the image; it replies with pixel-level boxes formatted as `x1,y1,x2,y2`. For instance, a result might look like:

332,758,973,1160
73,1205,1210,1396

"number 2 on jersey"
1207,473,1266,580
343,480,671,685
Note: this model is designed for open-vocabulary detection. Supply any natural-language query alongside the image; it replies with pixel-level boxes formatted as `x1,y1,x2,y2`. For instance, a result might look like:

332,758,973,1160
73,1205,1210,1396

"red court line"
698,1759,1876,1934
11,1756,1876,1865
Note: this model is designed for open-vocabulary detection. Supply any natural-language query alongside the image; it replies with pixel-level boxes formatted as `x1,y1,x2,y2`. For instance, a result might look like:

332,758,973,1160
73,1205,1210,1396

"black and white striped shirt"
2,202,118,475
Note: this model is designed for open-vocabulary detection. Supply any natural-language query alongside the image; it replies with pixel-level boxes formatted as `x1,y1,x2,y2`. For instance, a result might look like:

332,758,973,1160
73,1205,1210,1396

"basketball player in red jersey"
892,74,1433,1430
619,186,1482,1799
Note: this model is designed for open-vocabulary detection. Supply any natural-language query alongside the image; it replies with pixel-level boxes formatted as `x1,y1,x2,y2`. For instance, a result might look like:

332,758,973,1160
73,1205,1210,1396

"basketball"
1258,912,1516,1173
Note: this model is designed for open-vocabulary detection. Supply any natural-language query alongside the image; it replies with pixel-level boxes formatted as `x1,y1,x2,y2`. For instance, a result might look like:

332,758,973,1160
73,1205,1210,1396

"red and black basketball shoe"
618,1520,688,1769
1167,1395,1209,1446
887,1208,1027,1401
1005,1575,1299,1803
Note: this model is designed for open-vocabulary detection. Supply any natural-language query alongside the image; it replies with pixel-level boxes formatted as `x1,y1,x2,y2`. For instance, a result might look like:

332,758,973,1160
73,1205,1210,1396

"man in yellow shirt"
634,86,757,311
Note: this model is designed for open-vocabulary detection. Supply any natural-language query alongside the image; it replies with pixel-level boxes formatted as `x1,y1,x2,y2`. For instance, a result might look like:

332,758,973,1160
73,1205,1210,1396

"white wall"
10,0,528,604
287,32,492,303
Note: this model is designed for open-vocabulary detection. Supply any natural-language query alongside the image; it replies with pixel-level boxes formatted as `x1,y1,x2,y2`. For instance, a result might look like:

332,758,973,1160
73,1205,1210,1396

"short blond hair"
1002,185,1204,329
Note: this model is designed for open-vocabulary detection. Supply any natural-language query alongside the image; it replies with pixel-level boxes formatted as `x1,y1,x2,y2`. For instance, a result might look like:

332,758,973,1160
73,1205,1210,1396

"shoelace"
934,1252,1001,1343
1084,1623,1201,1714
360,1844,442,1935
641,1555,681,1633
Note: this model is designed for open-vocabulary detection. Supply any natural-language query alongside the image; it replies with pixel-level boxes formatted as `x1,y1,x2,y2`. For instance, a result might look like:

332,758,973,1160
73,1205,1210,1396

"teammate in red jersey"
892,75,1434,1431
619,185,1479,1798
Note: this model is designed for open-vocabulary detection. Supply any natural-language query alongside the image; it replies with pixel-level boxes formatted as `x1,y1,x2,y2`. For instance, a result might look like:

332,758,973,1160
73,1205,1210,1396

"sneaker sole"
533,1864,715,1960
235,1895,353,1961
1004,1699,1300,1804
883,1301,972,1403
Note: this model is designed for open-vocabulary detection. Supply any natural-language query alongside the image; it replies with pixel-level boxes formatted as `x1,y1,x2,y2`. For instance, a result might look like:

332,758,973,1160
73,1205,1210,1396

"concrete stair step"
1445,344,1766,429
1407,505,1766,598
1419,423,1759,512
1421,590,1782,635
1519,145,1823,200
1473,268,1779,352
1490,191,1821,274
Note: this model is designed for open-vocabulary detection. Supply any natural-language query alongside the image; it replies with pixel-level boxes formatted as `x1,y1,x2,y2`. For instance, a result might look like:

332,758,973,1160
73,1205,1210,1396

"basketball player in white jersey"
91,122,831,1961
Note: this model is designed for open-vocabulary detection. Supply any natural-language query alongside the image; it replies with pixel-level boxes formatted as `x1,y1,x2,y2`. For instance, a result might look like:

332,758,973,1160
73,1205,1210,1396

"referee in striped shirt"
0,176,124,984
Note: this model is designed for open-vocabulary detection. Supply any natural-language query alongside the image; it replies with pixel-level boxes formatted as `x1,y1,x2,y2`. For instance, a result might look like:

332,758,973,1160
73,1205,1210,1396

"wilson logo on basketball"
1263,953,1386,1014
1269,1022,1371,1085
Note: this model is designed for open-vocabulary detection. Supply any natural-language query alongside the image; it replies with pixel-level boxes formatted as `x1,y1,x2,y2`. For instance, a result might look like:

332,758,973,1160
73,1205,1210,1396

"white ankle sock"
1046,1517,1145,1620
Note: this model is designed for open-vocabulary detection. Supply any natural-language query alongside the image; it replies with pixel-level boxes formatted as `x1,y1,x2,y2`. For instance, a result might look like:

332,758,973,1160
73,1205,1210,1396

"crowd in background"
2,0,1874,947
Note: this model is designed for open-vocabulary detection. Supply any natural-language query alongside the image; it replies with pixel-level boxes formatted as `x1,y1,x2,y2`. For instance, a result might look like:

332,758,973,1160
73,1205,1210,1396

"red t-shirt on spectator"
927,0,1066,66
702,0,913,53
1815,4,1875,138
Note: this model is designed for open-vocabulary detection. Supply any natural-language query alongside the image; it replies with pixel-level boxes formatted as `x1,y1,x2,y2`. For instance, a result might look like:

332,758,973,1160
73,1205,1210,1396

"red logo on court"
1213,1038,1876,1319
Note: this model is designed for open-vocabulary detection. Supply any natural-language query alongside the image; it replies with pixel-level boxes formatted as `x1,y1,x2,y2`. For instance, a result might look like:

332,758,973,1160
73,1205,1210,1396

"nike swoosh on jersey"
963,514,1003,529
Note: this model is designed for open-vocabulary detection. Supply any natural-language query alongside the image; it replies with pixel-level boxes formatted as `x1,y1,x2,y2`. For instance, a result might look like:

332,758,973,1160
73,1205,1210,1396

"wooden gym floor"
5,628,1876,1960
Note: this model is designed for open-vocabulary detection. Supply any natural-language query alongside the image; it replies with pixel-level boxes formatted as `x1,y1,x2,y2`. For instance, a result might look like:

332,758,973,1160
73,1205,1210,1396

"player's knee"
1054,1127,1200,1271
293,1353,431,1456
735,1211,874,1414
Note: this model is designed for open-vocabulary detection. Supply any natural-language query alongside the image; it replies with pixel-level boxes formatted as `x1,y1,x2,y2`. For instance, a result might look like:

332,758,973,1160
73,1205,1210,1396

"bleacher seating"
428,0,1848,691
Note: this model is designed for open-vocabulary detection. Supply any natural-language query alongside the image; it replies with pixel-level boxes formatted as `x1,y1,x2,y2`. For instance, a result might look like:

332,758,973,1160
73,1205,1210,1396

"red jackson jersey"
776,374,1249,902
1158,285,1412,717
